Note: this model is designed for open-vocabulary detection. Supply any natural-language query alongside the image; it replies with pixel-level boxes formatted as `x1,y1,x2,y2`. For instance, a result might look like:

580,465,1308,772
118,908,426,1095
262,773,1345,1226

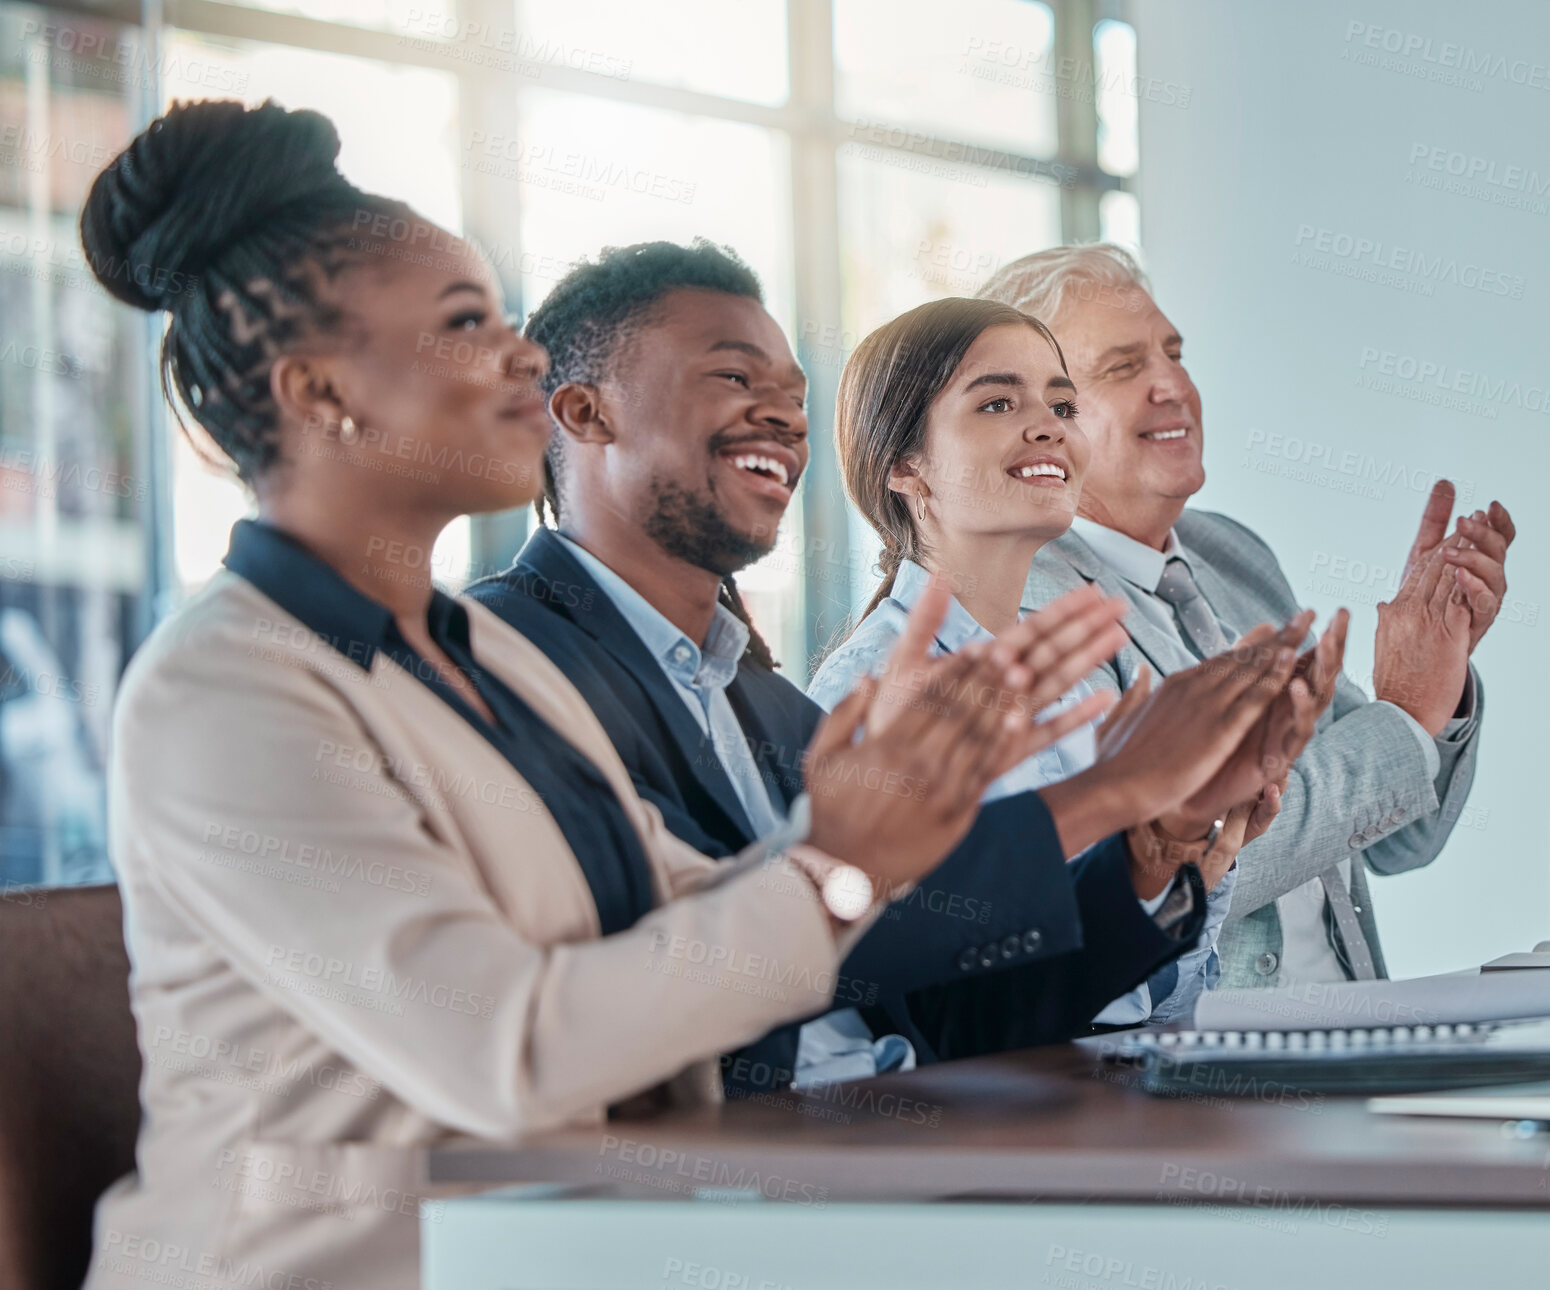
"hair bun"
80,98,356,312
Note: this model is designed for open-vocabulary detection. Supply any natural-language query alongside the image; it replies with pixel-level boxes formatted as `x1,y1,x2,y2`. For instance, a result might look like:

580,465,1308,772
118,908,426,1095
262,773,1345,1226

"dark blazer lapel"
517,529,756,839
725,665,820,815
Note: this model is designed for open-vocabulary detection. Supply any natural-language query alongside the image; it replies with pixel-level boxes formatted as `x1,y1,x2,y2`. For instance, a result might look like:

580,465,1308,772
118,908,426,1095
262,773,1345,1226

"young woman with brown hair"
810,297,1347,1023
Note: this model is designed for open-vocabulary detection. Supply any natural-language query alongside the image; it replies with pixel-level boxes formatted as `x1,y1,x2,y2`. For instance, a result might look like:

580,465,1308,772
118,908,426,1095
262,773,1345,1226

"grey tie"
1154,556,1380,981
1154,556,1232,659
1321,871,1378,980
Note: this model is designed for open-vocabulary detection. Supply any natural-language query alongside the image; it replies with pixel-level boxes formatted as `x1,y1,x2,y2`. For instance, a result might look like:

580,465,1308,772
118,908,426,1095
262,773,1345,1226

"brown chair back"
0,884,142,1290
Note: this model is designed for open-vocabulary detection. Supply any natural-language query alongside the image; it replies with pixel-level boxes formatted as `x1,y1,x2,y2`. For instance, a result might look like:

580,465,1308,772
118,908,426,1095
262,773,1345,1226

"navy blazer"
467,529,1204,1087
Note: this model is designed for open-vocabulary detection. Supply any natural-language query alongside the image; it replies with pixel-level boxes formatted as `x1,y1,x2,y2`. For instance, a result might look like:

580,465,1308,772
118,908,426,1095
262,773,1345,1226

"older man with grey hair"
983,244,1514,991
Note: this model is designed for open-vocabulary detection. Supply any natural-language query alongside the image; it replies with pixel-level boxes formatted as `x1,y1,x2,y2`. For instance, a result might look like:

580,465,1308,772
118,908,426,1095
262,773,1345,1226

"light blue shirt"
809,558,1235,1026
557,536,781,839
808,560,1098,797
554,535,912,1086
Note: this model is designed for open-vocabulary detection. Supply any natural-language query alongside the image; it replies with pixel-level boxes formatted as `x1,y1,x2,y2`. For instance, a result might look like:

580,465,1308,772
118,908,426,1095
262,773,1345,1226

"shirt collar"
696,610,751,692
1069,517,1186,594
222,518,470,669
889,559,994,653
554,533,749,694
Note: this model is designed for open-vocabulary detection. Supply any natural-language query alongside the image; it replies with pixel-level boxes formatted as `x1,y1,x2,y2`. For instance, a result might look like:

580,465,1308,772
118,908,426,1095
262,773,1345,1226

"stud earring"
339,415,359,445
916,492,927,523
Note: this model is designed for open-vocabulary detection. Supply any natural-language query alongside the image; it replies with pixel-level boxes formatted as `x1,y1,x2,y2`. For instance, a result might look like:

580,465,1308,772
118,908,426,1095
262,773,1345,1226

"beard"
642,475,777,577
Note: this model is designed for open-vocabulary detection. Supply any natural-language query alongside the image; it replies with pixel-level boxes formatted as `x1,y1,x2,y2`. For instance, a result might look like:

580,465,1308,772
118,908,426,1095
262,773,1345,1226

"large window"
0,0,1140,887
160,28,469,591
0,5,149,887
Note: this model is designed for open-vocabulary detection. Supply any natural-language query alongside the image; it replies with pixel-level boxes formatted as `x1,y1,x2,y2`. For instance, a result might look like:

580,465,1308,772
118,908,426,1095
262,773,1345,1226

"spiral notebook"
1104,1017,1550,1097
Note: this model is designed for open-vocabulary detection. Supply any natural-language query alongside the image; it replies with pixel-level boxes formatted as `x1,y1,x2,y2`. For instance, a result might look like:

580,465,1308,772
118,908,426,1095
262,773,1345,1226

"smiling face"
277,224,552,515
576,287,808,576
900,322,1089,544
1049,284,1204,545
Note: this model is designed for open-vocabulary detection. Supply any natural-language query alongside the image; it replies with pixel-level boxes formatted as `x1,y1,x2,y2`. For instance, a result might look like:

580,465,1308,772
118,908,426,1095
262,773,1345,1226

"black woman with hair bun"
81,99,1117,1289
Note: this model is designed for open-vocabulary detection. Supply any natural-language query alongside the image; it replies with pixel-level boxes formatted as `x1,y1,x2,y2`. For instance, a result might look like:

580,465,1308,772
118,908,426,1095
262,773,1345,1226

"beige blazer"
86,570,863,1290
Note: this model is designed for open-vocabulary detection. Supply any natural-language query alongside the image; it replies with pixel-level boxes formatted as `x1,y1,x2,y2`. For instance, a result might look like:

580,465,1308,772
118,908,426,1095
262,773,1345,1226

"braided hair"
80,98,412,483
524,240,778,670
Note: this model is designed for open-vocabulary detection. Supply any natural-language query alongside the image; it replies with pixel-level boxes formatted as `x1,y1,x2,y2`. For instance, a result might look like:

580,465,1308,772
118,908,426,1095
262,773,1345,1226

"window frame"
43,0,1132,666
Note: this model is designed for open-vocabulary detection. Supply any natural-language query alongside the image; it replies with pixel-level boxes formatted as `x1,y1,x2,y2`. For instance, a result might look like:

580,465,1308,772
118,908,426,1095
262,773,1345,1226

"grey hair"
976,243,1151,324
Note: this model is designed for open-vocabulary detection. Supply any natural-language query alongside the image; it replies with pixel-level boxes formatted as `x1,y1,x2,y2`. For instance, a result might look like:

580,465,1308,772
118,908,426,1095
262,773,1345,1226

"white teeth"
730,453,789,486
1015,462,1066,480
1144,428,1188,441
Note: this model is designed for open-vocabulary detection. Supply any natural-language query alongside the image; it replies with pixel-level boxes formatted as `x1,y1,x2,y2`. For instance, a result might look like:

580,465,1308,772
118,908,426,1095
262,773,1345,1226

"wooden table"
423,1042,1550,1289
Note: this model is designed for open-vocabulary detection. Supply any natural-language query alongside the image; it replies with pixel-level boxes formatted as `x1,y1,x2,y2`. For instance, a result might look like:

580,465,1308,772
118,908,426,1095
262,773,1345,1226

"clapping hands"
1375,480,1511,734
1063,608,1347,896
803,578,1129,889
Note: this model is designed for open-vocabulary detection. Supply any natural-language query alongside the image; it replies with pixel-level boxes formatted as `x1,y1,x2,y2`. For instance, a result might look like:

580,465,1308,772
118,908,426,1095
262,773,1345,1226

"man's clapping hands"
1375,480,1512,735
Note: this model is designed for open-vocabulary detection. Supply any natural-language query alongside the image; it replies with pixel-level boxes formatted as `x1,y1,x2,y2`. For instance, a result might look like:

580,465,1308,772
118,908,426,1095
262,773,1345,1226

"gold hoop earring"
916,492,927,523
339,415,359,445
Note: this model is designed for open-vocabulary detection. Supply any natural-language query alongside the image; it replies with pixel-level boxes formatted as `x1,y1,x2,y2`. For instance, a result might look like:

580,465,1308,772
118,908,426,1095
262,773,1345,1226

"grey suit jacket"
1024,510,1483,989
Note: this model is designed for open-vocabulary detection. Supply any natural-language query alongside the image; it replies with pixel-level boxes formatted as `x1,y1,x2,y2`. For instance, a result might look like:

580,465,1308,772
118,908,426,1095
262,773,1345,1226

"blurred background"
0,0,1542,979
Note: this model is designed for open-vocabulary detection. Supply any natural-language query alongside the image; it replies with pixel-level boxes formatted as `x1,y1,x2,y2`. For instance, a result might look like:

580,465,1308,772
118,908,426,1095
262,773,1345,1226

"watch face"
823,865,875,922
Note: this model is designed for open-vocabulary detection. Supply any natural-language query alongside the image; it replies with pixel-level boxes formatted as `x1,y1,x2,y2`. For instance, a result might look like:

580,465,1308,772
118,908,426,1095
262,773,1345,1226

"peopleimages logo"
1408,144,1550,196
1342,21,1550,93
1406,143,1550,217
463,134,697,205
1292,225,1526,299
1357,347,1550,418
398,9,632,79
15,18,251,94
1242,429,1475,508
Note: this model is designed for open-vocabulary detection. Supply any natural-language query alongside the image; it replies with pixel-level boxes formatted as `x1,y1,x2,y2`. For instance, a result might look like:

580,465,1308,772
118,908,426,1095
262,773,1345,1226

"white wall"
1132,0,1550,977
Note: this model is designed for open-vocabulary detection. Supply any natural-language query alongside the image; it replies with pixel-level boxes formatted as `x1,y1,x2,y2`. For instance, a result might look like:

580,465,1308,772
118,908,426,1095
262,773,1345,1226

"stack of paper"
1195,969,1550,1033
1369,1084,1550,1122
1482,952,1550,971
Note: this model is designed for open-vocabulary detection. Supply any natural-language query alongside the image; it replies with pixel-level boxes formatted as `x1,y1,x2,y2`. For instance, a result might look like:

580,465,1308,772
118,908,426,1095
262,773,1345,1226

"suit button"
1353,905,1363,915
958,948,978,972
1000,935,1020,960
979,947,999,969
1022,929,1044,954
1255,952,1279,976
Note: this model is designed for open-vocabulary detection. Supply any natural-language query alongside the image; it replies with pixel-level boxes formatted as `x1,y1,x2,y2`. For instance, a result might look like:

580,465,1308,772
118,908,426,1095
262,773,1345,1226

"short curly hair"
526,238,762,394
